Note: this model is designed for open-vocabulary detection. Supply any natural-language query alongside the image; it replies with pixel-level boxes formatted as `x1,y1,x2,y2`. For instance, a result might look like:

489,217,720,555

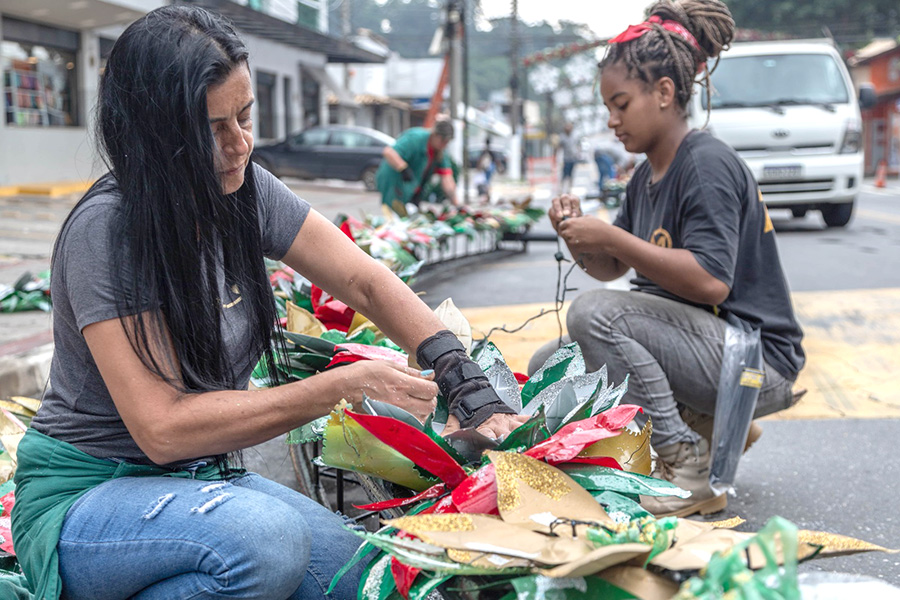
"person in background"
376,117,457,213
593,131,630,198
10,7,524,600
529,0,804,519
557,121,580,194
474,137,496,202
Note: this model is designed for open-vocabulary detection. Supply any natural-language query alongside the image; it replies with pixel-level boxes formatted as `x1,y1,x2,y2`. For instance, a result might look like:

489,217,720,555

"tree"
329,0,594,101
726,0,900,42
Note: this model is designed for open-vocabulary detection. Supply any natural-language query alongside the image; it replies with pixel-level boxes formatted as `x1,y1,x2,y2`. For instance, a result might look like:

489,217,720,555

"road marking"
857,209,900,226
459,287,900,420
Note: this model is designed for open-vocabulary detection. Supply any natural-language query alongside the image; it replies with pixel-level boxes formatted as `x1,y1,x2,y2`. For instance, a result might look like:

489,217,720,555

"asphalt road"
3,176,899,585
407,183,900,586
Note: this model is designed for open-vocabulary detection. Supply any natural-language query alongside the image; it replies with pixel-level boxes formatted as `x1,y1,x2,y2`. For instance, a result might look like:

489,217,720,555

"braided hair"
600,0,735,119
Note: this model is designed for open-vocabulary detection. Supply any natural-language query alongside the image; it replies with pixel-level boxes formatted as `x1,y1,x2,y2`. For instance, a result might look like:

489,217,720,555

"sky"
476,0,648,39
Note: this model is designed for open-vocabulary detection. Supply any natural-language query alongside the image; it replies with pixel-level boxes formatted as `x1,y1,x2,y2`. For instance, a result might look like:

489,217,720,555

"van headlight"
839,120,862,154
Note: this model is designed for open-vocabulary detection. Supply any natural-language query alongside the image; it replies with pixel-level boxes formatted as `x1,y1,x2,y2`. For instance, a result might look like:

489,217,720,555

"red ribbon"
609,15,702,53
609,16,707,75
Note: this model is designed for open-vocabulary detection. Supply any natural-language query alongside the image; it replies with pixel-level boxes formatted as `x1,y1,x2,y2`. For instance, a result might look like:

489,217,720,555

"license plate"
762,165,802,180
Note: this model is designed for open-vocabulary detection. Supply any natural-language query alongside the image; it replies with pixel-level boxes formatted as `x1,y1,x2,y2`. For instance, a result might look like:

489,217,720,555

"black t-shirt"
614,130,805,379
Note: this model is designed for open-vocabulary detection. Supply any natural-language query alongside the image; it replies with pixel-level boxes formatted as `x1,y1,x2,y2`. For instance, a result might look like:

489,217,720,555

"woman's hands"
337,360,439,423
441,412,529,441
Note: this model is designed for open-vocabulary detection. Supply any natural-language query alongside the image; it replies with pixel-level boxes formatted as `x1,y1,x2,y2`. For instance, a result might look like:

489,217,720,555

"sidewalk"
0,175,561,398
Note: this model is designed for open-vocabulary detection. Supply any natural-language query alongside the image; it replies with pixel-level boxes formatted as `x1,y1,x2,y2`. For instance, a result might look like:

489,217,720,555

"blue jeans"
528,290,797,448
594,153,616,195
57,473,369,599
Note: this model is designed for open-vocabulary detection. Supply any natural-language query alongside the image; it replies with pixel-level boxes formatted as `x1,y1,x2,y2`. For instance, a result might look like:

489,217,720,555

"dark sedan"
252,125,395,191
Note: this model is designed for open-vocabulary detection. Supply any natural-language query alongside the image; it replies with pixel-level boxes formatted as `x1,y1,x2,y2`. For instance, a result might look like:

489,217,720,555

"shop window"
301,68,320,128
283,75,293,135
296,1,319,31
256,70,277,139
2,37,79,127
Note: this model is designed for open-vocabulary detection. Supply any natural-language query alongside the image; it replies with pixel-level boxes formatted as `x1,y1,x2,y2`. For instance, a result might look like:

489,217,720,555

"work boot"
640,438,727,518
679,407,762,453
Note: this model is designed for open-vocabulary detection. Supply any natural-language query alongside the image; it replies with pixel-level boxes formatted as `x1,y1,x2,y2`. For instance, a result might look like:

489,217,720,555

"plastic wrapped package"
709,313,764,495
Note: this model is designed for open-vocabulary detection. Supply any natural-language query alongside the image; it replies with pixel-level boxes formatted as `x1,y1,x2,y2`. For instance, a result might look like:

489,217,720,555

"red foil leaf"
555,456,623,469
355,484,447,511
450,463,499,514
344,410,468,488
391,556,420,599
524,405,643,463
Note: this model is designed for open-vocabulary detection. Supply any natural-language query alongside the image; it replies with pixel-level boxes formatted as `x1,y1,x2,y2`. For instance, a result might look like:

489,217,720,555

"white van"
690,40,876,228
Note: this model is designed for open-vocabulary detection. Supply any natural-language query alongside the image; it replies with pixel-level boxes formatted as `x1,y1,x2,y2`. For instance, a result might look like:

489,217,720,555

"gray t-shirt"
32,165,310,463
615,130,805,380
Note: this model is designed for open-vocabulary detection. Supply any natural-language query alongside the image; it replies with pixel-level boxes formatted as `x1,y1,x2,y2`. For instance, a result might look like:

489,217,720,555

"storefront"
852,41,900,177
1,0,381,187
0,1,163,187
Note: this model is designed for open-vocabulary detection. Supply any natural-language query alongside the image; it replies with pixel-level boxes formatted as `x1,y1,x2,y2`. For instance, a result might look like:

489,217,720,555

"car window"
702,53,850,109
293,129,330,146
330,131,377,148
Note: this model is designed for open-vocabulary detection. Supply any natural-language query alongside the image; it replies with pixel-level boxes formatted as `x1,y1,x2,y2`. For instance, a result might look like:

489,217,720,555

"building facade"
0,0,381,187
0,0,164,187
851,40,900,176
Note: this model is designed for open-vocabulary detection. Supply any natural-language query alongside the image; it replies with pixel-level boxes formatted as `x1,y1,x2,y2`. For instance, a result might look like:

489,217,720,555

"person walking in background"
593,131,630,198
529,0,804,519
376,117,457,213
9,7,524,600
557,122,579,194
474,137,496,203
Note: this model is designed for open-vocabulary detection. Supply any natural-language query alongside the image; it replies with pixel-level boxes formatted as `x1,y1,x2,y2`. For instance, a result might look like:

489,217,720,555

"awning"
180,0,386,64
305,66,356,106
0,0,158,30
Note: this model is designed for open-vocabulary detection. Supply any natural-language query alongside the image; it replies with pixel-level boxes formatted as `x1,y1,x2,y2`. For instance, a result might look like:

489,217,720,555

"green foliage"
726,0,900,41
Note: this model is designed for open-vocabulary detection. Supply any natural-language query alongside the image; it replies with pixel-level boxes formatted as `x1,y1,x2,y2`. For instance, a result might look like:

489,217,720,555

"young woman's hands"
337,360,439,423
556,216,616,255
549,194,584,231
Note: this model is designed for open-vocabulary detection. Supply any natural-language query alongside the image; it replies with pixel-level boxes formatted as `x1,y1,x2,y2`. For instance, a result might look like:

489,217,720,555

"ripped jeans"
57,473,368,600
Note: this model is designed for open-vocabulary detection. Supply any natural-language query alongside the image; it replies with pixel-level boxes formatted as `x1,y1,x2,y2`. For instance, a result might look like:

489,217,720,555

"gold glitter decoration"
389,513,475,534
798,530,898,555
704,517,746,529
488,451,572,512
579,419,653,475
448,549,476,563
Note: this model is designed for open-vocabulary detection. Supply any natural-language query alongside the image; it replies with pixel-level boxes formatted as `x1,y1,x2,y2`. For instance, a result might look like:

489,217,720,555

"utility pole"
509,0,523,180
341,0,354,126
448,0,462,121
462,0,469,203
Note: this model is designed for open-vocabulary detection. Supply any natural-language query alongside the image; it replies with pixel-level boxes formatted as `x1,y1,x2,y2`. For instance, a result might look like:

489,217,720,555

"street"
2,174,899,585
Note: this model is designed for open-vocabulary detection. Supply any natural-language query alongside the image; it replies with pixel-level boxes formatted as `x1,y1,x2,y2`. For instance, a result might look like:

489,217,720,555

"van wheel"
821,202,854,228
791,207,808,219
361,166,378,191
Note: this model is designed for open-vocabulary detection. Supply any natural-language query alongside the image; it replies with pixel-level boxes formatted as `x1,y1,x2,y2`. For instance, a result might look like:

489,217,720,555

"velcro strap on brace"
437,361,485,398
452,386,509,423
416,330,466,370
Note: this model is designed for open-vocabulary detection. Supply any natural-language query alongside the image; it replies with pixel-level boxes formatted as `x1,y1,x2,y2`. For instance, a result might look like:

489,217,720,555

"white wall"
243,34,325,141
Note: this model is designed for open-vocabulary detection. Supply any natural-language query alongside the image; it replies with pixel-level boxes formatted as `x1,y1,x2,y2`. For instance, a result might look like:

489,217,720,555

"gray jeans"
528,290,797,448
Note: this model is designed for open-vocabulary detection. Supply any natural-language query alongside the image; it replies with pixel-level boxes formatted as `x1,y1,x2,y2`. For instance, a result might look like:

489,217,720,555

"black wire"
478,232,579,346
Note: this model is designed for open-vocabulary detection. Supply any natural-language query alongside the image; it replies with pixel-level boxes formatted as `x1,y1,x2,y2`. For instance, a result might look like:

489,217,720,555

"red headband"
608,15,706,74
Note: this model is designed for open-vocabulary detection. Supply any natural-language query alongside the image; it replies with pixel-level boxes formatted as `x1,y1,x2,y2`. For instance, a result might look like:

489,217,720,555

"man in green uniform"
376,118,457,213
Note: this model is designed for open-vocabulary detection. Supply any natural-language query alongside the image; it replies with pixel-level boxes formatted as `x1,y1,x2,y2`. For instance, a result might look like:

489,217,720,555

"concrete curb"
0,343,52,399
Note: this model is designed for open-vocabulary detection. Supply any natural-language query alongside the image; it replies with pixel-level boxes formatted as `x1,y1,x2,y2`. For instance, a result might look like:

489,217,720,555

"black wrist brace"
416,330,515,428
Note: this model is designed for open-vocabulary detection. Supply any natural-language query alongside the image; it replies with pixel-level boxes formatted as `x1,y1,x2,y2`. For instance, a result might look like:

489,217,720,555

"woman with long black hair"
531,0,805,519
10,6,524,599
